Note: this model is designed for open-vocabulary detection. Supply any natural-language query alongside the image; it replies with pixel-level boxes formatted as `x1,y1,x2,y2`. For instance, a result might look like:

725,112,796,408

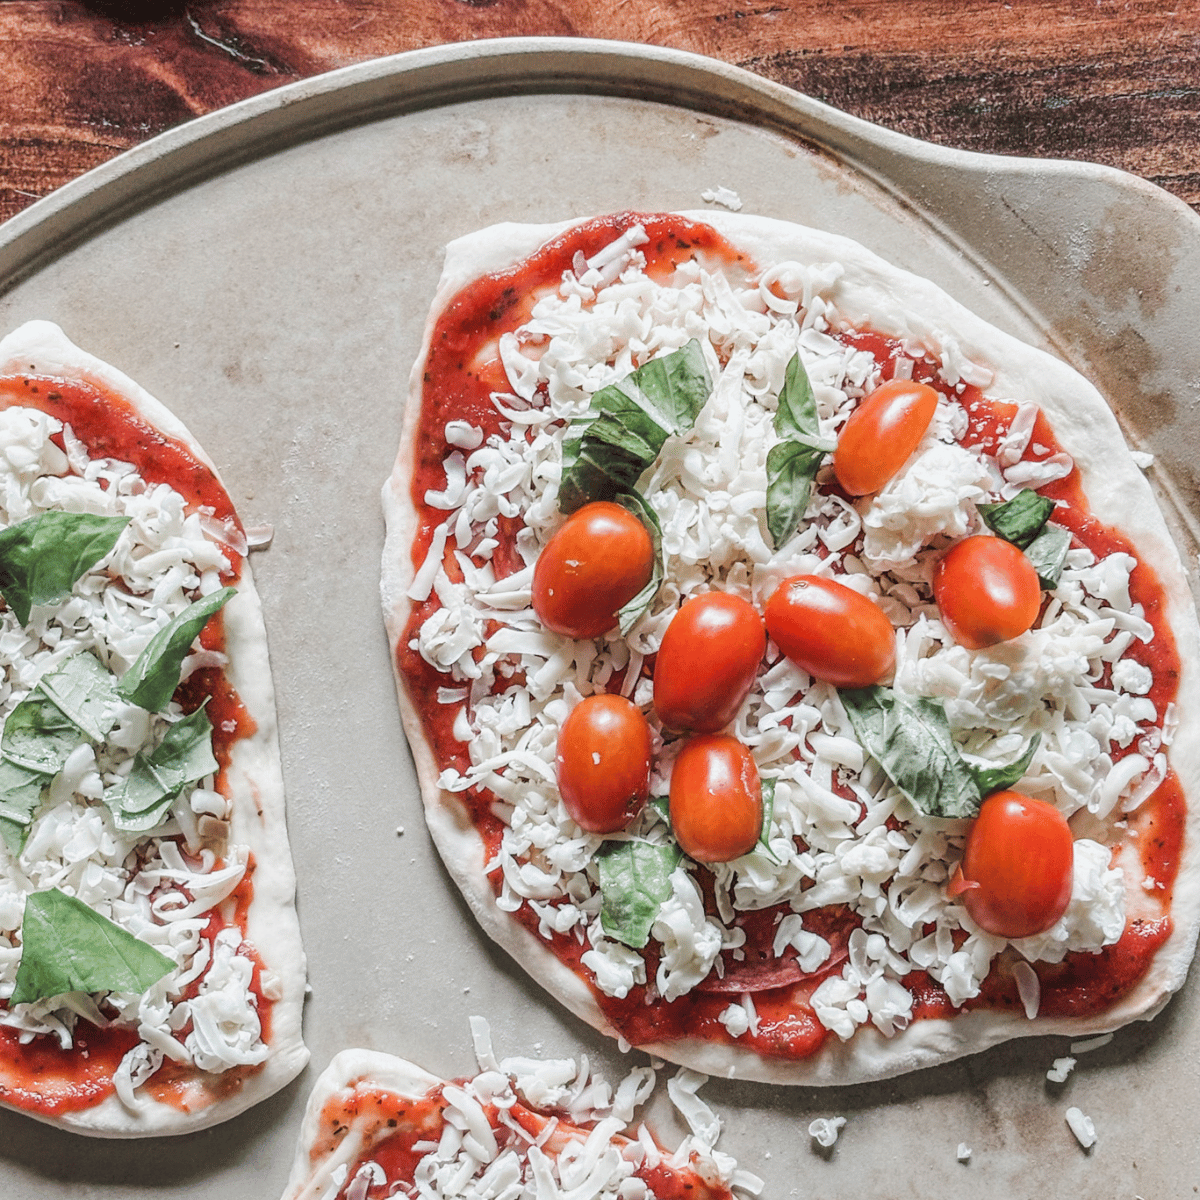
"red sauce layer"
0,372,270,1115
399,212,1186,1058
320,1079,732,1200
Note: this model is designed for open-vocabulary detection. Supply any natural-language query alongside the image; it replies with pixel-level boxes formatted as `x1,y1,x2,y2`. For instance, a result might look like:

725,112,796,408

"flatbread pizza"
279,1023,758,1200
0,320,307,1133
381,211,1200,1084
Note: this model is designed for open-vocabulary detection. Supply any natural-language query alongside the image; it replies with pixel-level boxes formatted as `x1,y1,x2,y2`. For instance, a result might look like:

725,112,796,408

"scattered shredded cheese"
0,406,265,1100
412,222,1167,1046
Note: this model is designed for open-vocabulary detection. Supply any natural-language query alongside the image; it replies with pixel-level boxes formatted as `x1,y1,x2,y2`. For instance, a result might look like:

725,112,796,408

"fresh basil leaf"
117,588,236,713
39,652,120,742
1026,524,1071,590
756,777,780,863
842,687,1041,819
841,686,981,819
559,341,712,514
764,353,836,549
10,888,174,1005
613,492,664,635
774,352,820,439
649,795,670,821
0,816,27,858
969,733,1041,797
977,489,1056,549
0,760,46,854
617,339,712,434
107,704,217,832
597,839,683,949
765,436,834,549
0,512,129,626
1,692,83,775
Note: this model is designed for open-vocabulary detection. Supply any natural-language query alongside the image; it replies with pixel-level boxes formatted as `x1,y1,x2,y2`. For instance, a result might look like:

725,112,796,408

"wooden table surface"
0,0,1197,226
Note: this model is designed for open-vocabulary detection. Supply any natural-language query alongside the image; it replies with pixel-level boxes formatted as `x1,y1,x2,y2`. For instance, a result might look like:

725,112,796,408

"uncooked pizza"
279,1023,758,1200
381,211,1200,1084
0,321,306,1133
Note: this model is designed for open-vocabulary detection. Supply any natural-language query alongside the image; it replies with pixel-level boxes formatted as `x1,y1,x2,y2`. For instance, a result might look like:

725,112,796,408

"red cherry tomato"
556,694,652,834
833,378,940,496
654,593,766,734
669,734,762,863
532,502,654,639
933,535,1041,650
951,790,1074,939
764,575,895,688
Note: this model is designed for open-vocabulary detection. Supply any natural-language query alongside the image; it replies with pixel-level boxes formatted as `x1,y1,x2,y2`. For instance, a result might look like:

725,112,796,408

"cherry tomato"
654,593,766,734
951,790,1074,939
669,734,762,863
764,575,895,688
556,694,652,834
933,535,1041,650
532,501,654,639
833,378,940,496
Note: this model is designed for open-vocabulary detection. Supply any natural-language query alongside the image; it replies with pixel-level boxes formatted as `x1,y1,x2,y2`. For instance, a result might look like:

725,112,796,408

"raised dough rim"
280,1048,442,1200
0,321,309,1135
380,212,1200,1087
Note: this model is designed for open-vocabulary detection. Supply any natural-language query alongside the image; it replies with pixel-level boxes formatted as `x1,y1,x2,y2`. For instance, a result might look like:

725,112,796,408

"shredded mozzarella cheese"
0,406,265,1100
415,224,1165,1044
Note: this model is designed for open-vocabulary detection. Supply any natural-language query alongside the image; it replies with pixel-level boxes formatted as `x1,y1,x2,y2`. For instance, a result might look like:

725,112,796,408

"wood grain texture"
0,0,1197,223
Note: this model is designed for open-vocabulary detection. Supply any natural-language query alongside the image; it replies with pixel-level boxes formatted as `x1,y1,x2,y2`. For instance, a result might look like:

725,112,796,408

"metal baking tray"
0,37,1196,1199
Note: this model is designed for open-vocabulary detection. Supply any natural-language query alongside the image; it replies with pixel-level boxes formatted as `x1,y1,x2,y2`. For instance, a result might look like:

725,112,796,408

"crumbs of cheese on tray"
1065,1105,1097,1149
414,222,1163,1041
0,407,265,1107
808,1116,846,1148
701,186,744,212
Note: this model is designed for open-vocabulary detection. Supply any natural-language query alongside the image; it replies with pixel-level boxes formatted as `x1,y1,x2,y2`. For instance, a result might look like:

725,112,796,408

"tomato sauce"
400,212,1188,1059
319,1078,732,1200
0,372,271,1115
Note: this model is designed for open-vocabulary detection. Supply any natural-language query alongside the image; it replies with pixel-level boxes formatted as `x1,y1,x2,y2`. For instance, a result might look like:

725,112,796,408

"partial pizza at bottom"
280,1029,758,1200
382,212,1200,1084
0,321,306,1133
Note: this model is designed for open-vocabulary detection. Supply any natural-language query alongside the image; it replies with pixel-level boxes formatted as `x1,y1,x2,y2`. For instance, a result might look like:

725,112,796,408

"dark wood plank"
0,0,1197,223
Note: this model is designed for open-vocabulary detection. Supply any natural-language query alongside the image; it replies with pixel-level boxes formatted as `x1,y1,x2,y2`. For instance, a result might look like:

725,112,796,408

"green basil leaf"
117,588,236,712
0,816,27,858
969,733,1041,798
613,492,664,635
559,341,712,514
774,352,820,439
107,704,217,832
1026,524,1072,590
597,839,683,949
756,777,780,863
0,512,129,626
765,436,834,549
0,760,47,854
39,652,120,742
977,489,1056,549
11,888,174,1005
2,692,84,775
649,795,669,821
764,353,836,549
841,686,981,819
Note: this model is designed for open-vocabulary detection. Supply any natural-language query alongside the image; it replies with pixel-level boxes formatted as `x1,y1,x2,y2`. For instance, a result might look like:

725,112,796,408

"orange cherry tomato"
532,501,654,639
833,378,940,496
933,535,1041,650
654,593,766,734
556,694,652,834
951,790,1074,939
764,575,895,688
669,734,762,863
